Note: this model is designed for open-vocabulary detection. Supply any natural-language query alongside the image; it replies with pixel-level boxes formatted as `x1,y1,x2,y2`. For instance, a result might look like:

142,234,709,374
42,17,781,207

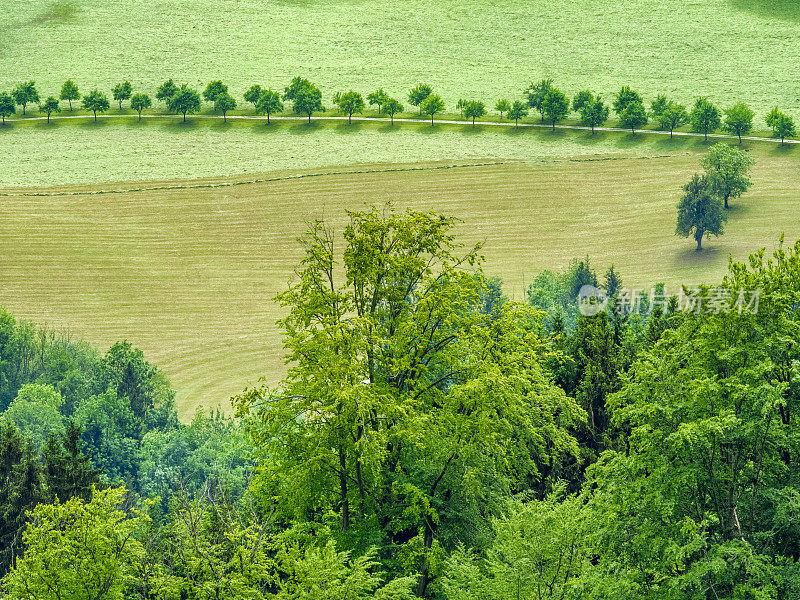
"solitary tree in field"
578,96,609,133
112,81,132,109
292,81,324,123
700,143,754,209
203,80,228,108
421,93,445,125
723,102,754,144
690,97,721,141
81,89,110,121
130,93,151,121
12,81,39,115
463,100,486,126
676,173,726,251
774,112,796,144
656,101,688,138
255,89,283,124
168,85,201,122
39,97,60,123
542,88,570,131
525,79,552,122
507,100,528,127
408,83,433,115
495,98,510,119
243,84,262,108
60,80,80,110
613,86,642,116
619,99,648,135
382,97,403,124
573,89,593,113
367,88,389,114
155,79,178,104
214,92,236,122
335,90,365,124
0,92,16,123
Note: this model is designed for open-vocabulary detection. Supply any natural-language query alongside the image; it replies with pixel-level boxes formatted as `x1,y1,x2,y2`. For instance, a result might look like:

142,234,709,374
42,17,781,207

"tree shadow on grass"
729,0,800,21
161,118,200,132
651,134,693,152
767,142,798,157
416,123,441,134
334,121,364,134
288,121,322,135
671,243,726,268
78,118,110,129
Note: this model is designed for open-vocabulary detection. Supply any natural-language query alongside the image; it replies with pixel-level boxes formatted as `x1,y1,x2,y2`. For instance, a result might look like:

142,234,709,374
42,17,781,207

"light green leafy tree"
612,86,642,116
463,100,486,126
495,98,510,119
676,173,726,250
690,96,721,141
1,384,64,451
507,100,528,127
656,101,688,138
255,89,284,124
723,101,754,144
289,80,324,123
82,89,110,121
775,112,796,144
112,81,132,109
619,99,648,135
202,80,228,104
525,79,552,122
60,79,80,110
39,96,60,124
130,92,151,121
155,79,178,105
243,84,262,107
335,90,365,124
367,88,390,114
421,93,445,125
579,94,609,134
408,83,432,115
0,92,15,123
2,486,145,600
214,92,236,122
542,88,570,131
383,97,403,124
168,85,201,123
12,81,39,115
700,142,755,209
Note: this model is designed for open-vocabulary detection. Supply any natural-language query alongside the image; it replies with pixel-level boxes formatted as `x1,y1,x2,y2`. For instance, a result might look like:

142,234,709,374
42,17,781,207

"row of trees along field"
1,205,800,599
0,77,797,142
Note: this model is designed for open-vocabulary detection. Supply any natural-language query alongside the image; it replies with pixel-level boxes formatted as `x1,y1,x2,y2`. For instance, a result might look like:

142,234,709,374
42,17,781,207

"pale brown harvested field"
1,153,798,419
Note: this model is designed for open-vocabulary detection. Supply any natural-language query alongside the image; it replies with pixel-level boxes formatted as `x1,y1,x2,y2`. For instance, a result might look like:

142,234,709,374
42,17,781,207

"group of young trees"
676,143,755,250
1,78,796,143
1,207,800,599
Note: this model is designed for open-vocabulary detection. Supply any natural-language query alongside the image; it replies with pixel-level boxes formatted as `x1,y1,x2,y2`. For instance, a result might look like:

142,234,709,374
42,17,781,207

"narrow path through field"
5,113,797,146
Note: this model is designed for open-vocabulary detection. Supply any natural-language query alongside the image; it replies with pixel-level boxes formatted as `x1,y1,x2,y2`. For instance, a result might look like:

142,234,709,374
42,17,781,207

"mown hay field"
1,151,798,418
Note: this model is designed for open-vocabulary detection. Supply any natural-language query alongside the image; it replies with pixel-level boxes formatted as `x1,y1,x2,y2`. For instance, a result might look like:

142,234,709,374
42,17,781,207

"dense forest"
1,206,799,599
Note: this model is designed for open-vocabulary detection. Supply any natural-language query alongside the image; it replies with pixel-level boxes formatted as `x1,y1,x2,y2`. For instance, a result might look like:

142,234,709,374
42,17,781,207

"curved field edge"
1,157,798,419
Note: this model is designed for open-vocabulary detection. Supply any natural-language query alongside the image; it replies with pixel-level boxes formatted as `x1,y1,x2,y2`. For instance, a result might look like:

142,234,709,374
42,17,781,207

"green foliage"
130,92,151,121
573,89,594,112
0,422,44,578
255,89,284,123
619,98,648,134
768,109,796,143
462,99,486,126
112,80,132,109
690,96,722,140
243,84,262,106
675,173,726,250
579,94,609,133
506,100,528,126
12,81,39,115
700,143,755,209
2,486,145,600
542,87,570,131
0,92,15,123
59,79,80,110
421,93,446,124
81,88,110,121
202,79,228,104
765,106,781,133
408,83,433,114
39,96,60,123
524,78,552,122
656,100,689,138
41,421,101,503
494,98,510,118
214,91,237,121
723,101,754,143
155,78,178,104
650,93,669,119
1,384,64,451
612,85,642,116
367,88,390,113
289,79,324,123
167,84,201,122
335,89,365,123
382,97,403,123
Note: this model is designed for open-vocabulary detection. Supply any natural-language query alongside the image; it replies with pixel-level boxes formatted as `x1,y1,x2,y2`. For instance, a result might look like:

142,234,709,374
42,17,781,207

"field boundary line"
0,161,509,197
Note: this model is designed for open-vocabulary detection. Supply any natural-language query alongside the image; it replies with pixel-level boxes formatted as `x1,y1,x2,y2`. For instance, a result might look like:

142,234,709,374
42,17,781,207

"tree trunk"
339,448,349,533
724,195,729,209
68,100,72,110
696,234,702,251
415,523,435,597
94,110,97,122
308,113,311,124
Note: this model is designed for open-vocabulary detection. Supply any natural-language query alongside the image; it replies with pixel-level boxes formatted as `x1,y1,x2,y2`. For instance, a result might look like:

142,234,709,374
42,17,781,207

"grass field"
1,152,798,418
2,0,800,186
